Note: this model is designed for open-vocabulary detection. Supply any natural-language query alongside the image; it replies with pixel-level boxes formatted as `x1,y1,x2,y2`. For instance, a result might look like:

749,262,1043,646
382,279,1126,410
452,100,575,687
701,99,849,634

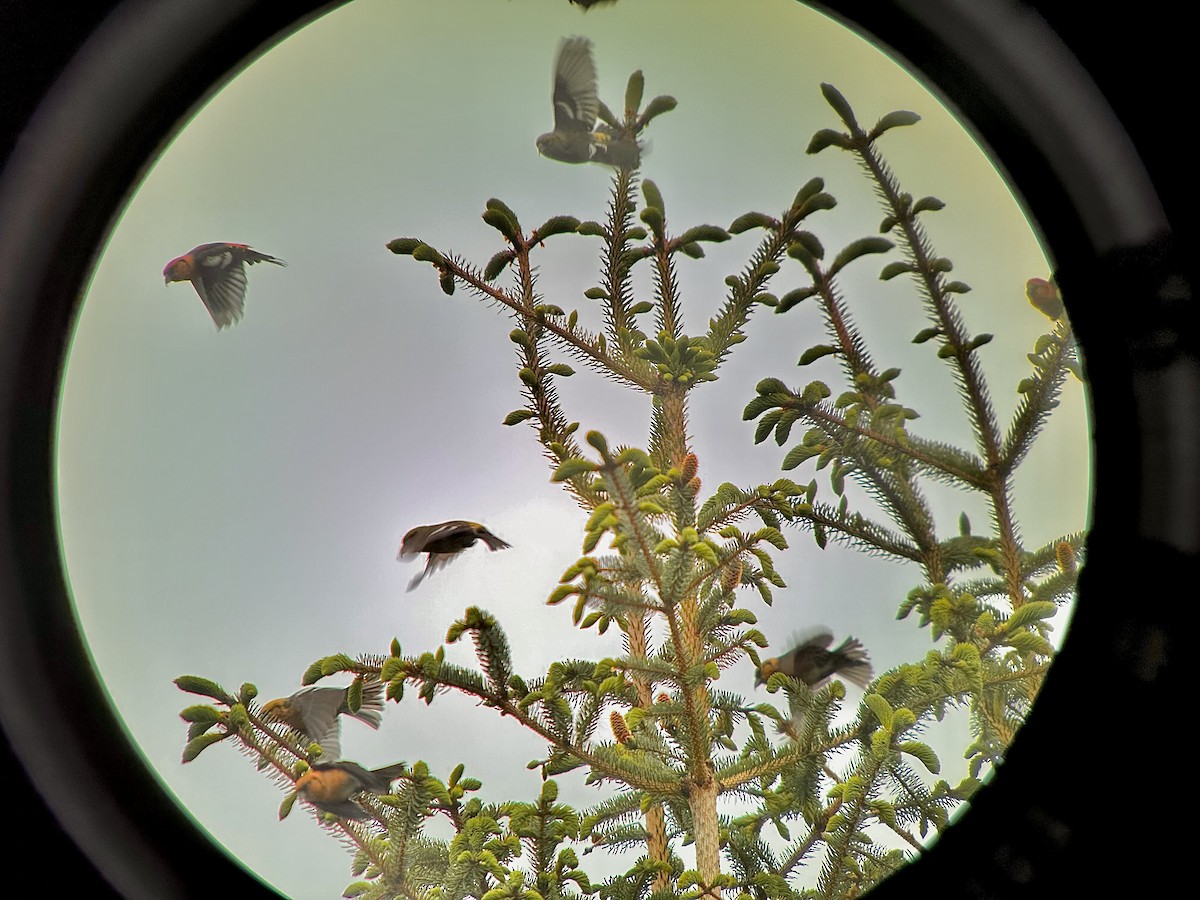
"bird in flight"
755,630,874,690
261,680,384,762
536,36,639,168
163,242,285,329
398,520,512,592
536,36,600,164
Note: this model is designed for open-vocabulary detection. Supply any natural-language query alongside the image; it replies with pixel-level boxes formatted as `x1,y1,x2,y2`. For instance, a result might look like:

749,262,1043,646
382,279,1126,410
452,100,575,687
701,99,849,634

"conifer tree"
177,72,1083,900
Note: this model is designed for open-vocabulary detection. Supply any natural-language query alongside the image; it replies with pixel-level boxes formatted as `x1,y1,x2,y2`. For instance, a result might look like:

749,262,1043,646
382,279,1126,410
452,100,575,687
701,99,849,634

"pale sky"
55,1,1090,897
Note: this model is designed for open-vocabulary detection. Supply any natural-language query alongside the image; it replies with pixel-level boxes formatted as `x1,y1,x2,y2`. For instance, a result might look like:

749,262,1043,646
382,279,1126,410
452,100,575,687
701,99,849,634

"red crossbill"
293,760,406,820
162,242,285,329
397,520,512,592
261,680,383,761
756,630,873,690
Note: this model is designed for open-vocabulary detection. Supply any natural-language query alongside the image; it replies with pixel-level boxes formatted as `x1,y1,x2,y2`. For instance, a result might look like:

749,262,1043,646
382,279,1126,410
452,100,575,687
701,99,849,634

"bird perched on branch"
261,680,384,761
163,242,285,329
536,36,640,169
755,630,873,690
1025,276,1065,320
398,520,512,592
293,760,406,820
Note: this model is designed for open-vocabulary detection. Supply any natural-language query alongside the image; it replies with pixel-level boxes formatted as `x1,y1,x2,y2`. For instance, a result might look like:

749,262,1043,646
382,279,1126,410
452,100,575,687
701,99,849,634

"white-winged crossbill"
536,36,600,164
163,242,285,329
261,680,383,761
397,520,511,592
535,36,640,169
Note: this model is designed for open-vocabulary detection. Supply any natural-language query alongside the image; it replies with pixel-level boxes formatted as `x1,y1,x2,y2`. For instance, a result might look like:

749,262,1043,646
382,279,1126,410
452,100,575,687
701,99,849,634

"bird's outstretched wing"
407,552,458,592
290,687,347,761
194,249,251,329
551,36,599,133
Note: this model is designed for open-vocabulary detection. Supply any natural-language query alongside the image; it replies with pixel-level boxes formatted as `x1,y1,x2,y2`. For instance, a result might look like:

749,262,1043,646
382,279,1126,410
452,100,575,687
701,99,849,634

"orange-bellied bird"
1026,276,1065,320
163,242,285,329
261,680,384,761
398,520,511,592
755,630,874,690
535,36,640,169
293,760,406,820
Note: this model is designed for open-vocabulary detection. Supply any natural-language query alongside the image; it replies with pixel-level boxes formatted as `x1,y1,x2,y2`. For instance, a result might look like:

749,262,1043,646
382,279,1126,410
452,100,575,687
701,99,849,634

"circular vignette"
0,2,1190,898
814,2,1194,898
0,2,346,896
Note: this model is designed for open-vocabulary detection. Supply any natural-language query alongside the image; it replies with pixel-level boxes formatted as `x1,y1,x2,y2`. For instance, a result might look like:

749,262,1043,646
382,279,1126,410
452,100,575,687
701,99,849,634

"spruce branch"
178,72,1087,897
787,498,923,563
1004,319,1078,473
390,239,656,392
809,84,1041,610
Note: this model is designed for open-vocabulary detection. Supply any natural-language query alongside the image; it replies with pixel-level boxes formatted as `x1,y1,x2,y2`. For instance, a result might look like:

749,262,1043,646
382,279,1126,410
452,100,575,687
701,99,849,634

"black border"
0,3,341,896
1,2,1192,896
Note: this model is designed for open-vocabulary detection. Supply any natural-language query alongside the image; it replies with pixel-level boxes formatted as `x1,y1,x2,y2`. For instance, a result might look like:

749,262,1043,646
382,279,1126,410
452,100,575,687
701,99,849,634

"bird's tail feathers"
351,679,385,728
832,636,874,689
366,762,408,793
838,663,874,690
243,249,286,267
479,531,513,552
